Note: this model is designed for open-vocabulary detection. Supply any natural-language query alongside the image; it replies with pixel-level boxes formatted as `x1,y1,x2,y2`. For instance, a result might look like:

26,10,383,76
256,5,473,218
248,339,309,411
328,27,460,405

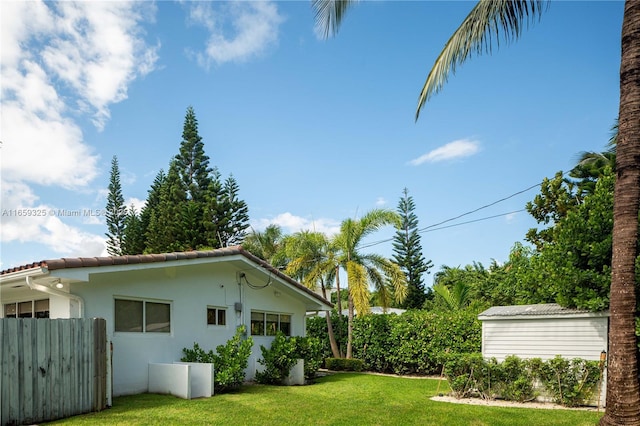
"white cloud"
0,1,157,260
505,212,518,223
0,180,106,258
124,197,147,214
409,139,480,166
375,197,386,206
252,212,340,236
187,1,284,67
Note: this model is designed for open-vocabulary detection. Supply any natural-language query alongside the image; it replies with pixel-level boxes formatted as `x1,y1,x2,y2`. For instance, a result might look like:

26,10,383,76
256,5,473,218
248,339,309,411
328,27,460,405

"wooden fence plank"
1,318,107,425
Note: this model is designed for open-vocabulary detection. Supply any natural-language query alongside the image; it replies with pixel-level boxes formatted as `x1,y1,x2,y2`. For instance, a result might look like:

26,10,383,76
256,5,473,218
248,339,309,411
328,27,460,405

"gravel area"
430,395,601,411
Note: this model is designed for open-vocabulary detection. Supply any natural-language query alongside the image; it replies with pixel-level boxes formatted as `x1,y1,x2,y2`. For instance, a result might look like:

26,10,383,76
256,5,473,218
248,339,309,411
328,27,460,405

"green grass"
46,373,602,425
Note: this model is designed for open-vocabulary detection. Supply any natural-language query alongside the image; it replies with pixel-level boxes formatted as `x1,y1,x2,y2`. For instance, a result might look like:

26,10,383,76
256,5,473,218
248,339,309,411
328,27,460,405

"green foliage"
443,353,500,399
136,107,250,254
306,313,347,361
325,358,364,371
255,332,299,385
181,326,253,393
105,155,126,256
181,342,215,363
384,310,481,375
536,356,601,407
497,355,537,402
211,326,253,392
255,333,324,384
443,354,600,407
307,310,481,375
392,188,432,309
352,314,394,373
294,336,324,380
122,205,146,255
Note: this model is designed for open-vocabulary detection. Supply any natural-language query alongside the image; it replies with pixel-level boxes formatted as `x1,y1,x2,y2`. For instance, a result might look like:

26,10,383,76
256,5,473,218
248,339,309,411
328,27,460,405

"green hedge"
307,309,481,375
444,353,602,407
325,358,364,372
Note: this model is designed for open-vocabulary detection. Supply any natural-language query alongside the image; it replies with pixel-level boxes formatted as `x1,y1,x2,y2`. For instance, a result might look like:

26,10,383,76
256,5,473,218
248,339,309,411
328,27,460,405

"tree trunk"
336,265,343,315
346,292,354,359
321,284,341,358
601,2,640,424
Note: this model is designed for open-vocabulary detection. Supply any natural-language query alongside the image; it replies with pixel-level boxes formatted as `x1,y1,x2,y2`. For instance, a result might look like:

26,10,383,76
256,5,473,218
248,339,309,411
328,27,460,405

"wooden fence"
1,318,108,426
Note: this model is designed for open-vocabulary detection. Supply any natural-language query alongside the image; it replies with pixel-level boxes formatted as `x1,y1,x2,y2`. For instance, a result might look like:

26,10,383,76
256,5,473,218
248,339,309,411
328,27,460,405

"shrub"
255,332,299,385
325,358,364,372
352,314,394,373
443,353,498,399
536,355,601,407
182,325,253,393
306,313,347,361
181,342,214,363
307,309,481,376
496,355,537,402
294,336,323,380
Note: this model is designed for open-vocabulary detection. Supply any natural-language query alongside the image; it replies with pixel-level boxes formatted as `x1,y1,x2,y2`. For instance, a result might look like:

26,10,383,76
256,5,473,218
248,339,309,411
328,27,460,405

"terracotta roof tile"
0,246,332,308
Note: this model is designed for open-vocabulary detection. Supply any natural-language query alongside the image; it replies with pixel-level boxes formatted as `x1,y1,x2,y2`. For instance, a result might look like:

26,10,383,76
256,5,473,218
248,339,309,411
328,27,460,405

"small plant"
181,342,214,363
181,325,253,393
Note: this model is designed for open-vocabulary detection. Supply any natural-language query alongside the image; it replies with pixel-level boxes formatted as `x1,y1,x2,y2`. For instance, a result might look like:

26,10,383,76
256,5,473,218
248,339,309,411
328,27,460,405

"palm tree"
432,281,472,312
313,2,640,422
242,225,285,267
332,209,407,358
283,230,342,358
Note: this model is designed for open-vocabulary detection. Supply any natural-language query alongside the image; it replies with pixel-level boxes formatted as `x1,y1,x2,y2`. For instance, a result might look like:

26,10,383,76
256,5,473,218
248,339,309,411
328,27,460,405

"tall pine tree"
217,175,250,247
122,205,145,255
105,156,126,256
139,106,251,253
146,161,187,253
392,188,432,309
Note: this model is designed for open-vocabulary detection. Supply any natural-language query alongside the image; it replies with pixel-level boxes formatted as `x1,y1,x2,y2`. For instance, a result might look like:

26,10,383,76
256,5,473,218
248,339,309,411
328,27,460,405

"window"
207,307,226,326
115,298,170,333
250,311,291,336
3,299,49,318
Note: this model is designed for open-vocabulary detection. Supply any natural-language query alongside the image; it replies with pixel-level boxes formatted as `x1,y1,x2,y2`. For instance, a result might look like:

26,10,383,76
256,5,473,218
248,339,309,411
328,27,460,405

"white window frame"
114,297,172,334
3,299,50,318
250,311,292,336
207,306,227,327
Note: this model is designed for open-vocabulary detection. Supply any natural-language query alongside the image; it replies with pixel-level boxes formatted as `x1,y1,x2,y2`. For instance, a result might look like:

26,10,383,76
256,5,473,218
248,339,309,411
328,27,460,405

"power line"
358,209,527,249
417,182,541,233
357,176,555,250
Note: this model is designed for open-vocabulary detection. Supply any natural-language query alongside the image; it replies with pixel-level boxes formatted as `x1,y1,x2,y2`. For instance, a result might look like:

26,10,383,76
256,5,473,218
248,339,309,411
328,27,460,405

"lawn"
46,373,603,425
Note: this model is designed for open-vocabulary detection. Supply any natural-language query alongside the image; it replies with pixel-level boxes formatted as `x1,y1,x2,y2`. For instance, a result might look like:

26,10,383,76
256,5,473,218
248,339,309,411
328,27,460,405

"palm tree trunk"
601,2,640,424
335,265,343,315
321,284,341,358
346,292,354,359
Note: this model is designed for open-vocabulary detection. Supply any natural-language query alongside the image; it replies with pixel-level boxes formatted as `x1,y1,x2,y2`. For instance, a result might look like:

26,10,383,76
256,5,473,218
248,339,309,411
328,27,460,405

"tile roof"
479,303,604,317
0,246,332,308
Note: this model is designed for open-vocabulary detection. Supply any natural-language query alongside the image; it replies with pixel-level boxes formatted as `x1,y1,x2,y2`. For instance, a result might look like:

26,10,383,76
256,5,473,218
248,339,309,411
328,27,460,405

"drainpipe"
26,276,85,318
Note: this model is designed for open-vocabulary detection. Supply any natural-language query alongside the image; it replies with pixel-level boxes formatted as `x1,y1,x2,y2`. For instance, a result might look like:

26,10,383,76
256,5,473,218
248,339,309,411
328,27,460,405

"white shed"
478,303,609,362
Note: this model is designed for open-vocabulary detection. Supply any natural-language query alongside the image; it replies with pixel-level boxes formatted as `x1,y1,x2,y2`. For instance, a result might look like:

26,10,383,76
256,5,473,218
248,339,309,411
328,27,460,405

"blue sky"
1,1,623,287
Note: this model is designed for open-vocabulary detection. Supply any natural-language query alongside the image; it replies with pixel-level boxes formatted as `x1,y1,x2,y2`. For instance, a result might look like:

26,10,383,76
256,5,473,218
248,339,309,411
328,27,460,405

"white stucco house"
0,246,332,397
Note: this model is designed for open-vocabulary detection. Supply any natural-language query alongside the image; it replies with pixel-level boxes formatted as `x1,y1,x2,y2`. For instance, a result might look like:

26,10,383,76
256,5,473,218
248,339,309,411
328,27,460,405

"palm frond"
312,0,358,39
347,261,370,315
417,0,547,120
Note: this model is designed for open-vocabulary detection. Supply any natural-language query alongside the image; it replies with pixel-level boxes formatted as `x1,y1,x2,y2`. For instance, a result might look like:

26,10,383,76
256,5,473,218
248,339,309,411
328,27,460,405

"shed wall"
481,316,608,362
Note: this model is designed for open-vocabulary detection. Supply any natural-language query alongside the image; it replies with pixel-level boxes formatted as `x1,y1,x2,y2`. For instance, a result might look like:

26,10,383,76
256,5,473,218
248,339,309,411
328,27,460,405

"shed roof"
478,303,607,319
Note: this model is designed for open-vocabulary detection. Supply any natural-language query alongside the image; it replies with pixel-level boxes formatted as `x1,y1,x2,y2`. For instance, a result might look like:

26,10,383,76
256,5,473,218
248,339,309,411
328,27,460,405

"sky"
0,1,623,287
